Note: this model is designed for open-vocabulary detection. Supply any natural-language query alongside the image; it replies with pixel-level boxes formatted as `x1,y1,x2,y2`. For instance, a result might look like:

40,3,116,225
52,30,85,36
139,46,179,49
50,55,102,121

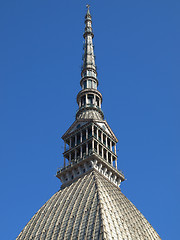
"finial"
86,4,91,16
86,4,90,10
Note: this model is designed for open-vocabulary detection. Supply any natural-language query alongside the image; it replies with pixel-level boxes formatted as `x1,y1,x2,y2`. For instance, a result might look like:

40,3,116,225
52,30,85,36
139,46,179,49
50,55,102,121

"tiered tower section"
76,7,103,120
56,6,125,188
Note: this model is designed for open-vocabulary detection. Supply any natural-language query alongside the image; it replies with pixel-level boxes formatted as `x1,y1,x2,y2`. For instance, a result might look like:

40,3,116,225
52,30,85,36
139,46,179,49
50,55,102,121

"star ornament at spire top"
86,4,90,10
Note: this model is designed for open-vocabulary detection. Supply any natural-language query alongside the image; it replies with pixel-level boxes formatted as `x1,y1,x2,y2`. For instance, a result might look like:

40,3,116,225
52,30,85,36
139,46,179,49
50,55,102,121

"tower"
56,5,124,189
17,6,161,240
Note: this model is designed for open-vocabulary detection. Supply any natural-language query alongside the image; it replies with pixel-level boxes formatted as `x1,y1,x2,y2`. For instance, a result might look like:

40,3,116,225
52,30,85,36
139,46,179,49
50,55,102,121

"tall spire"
76,6,104,120
82,5,96,72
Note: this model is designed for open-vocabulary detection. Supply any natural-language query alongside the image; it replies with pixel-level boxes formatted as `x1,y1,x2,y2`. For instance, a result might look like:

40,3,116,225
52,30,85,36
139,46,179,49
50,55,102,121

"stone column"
106,150,108,161
114,144,117,155
101,131,103,143
105,135,108,148
85,94,88,106
86,128,88,139
115,159,117,169
92,139,94,151
64,142,66,167
75,134,77,146
102,147,104,158
97,143,99,155
110,141,112,151
70,138,72,148
75,149,77,161
92,124,94,136
86,143,88,155
97,128,99,140
80,131,82,143
80,146,83,159
111,154,113,166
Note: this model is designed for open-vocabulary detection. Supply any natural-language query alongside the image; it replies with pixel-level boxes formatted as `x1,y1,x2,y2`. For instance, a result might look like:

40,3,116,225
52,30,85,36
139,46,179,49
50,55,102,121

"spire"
82,5,96,76
76,6,104,120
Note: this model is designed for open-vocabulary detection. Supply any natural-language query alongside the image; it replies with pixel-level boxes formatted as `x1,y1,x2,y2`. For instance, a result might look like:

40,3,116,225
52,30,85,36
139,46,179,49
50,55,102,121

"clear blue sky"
0,0,179,239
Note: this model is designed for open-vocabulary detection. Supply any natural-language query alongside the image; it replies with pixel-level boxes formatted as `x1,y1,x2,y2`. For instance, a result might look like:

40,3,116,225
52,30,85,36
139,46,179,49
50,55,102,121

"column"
101,132,103,143
92,124,94,136
75,149,77,161
110,141,112,151
85,94,88,106
115,159,117,169
106,150,108,161
97,143,99,155
114,144,117,155
69,152,71,163
75,134,77,146
64,142,66,167
70,138,72,148
111,154,113,166
102,147,104,158
86,143,88,155
80,146,82,159
92,139,94,151
97,128,99,140
80,131,82,143
86,128,88,139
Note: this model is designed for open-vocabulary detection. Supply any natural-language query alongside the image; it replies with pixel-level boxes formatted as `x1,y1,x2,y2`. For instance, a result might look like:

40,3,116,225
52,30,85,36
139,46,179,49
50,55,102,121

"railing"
57,149,124,178
57,149,93,174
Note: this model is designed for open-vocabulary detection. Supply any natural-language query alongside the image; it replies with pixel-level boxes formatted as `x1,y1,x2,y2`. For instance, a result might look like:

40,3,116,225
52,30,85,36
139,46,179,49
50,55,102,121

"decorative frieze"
57,154,124,187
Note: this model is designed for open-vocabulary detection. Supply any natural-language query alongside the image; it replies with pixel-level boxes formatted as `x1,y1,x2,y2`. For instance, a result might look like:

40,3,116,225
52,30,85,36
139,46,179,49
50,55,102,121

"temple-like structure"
17,6,161,240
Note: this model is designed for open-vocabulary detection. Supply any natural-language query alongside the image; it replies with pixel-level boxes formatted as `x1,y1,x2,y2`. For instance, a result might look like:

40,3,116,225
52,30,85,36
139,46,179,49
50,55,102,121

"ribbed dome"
17,170,161,240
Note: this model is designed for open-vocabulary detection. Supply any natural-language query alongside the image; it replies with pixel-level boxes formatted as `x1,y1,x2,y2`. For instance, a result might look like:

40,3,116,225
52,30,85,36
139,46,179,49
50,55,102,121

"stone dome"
17,170,161,240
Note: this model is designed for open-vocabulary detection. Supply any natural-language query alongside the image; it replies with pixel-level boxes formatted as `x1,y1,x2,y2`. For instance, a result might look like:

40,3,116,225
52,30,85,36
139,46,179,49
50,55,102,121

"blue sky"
0,0,179,239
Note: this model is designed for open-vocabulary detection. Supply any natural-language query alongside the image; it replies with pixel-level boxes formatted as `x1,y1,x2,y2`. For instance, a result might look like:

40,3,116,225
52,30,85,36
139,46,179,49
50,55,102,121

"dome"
17,170,161,240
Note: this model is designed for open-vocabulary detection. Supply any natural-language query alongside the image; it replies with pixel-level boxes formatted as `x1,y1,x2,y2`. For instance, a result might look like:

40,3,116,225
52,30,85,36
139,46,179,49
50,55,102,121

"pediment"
95,120,118,142
62,120,89,139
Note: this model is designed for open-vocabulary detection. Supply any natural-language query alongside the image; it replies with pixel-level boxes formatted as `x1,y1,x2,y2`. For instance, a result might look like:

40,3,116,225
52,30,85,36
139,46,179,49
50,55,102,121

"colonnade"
78,93,101,108
63,124,117,169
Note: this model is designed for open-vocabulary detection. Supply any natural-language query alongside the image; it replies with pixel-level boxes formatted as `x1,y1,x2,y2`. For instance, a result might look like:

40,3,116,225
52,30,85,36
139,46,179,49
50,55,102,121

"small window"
83,81,87,89
88,94,94,104
96,96,99,107
81,95,86,106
